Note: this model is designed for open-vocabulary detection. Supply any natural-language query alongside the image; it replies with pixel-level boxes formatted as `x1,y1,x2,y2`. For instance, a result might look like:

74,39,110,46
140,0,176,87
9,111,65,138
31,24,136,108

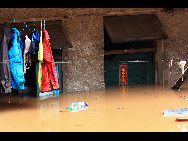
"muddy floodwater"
1,84,188,132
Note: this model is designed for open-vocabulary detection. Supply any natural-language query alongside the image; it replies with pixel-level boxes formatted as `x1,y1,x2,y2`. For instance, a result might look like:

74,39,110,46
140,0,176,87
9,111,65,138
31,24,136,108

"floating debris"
69,102,88,107
117,108,124,109
60,111,69,112
163,108,188,116
96,96,100,100
67,102,88,112
176,118,188,122
180,94,187,99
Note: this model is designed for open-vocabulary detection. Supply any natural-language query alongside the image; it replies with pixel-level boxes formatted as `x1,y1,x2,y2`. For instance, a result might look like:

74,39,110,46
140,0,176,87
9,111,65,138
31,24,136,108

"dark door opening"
104,27,155,86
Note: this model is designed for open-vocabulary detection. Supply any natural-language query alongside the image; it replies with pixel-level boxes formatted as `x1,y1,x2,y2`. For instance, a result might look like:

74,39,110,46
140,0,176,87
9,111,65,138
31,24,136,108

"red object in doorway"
119,63,128,85
40,29,59,93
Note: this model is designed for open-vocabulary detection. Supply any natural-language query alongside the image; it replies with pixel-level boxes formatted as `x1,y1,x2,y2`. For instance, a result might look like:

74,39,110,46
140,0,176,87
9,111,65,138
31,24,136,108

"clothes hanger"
34,20,37,31
34,20,35,31
41,20,42,31
33,20,39,31
14,19,15,28
44,20,45,29
20,20,33,33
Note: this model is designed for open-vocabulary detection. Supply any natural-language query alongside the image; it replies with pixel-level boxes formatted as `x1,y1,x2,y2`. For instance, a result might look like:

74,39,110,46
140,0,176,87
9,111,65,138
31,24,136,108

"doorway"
104,52,154,86
104,27,155,86
103,14,167,86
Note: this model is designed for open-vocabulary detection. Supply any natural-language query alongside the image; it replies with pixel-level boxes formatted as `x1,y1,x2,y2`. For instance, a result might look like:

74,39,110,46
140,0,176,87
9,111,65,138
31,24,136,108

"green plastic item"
67,106,78,110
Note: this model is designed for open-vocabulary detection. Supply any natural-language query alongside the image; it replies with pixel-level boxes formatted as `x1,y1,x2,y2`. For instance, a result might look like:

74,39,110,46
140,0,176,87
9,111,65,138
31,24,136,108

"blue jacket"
8,28,25,90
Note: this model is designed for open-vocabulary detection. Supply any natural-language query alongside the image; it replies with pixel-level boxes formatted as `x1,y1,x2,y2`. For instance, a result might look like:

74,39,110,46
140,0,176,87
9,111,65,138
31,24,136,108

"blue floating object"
163,108,188,116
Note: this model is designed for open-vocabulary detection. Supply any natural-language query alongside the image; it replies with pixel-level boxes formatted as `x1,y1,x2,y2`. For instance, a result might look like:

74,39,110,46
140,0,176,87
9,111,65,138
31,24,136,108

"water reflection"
119,85,128,102
39,92,59,101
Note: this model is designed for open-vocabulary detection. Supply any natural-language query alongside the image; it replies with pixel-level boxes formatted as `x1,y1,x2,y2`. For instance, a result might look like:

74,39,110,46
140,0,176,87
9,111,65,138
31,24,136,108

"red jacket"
41,29,59,92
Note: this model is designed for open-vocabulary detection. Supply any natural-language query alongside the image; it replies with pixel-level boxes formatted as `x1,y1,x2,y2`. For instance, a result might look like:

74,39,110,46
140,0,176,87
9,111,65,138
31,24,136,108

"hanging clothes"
28,29,39,54
34,30,39,50
0,22,12,93
40,29,59,93
38,30,43,91
24,35,31,74
8,28,25,90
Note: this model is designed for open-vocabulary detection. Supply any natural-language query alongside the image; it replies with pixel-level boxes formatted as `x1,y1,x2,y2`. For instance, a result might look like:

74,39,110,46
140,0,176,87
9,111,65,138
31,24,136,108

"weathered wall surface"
62,15,105,92
0,8,157,93
1,8,188,92
0,8,157,21
157,9,188,84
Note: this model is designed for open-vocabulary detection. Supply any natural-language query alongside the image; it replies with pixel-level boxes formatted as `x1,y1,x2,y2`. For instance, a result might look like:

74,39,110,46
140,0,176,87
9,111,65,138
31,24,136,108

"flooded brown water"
1,84,188,132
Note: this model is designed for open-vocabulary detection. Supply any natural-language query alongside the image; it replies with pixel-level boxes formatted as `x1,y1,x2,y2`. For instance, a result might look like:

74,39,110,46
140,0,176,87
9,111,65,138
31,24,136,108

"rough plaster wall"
157,9,188,84
0,8,160,93
62,15,105,92
0,8,158,21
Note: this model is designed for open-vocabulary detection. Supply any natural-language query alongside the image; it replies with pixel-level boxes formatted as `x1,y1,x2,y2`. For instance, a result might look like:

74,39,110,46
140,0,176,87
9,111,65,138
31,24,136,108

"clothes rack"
0,20,62,97
54,61,71,63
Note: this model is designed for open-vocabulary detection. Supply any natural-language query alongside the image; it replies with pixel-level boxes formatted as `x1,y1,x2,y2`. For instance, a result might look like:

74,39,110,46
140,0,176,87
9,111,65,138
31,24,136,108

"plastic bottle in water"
180,94,187,99
69,102,88,108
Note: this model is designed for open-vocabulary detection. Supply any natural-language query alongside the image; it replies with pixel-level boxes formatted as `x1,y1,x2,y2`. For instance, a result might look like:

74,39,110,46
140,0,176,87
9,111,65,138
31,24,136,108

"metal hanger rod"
44,20,45,29
41,20,42,31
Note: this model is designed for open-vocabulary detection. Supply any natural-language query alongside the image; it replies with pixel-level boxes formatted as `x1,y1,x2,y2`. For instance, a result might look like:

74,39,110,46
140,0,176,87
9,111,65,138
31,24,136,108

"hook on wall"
14,19,15,27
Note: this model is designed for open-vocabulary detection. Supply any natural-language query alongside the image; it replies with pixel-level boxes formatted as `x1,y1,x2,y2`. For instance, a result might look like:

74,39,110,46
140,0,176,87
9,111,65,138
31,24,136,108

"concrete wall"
1,8,188,92
62,15,105,92
0,8,157,21
157,9,188,85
